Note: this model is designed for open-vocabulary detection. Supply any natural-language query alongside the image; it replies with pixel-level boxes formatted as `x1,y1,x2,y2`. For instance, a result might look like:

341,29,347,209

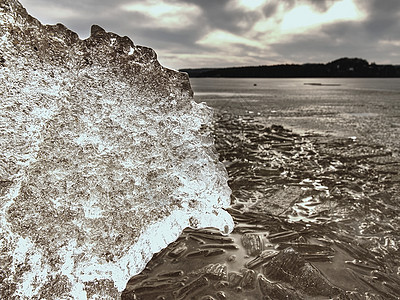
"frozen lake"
191,78,400,154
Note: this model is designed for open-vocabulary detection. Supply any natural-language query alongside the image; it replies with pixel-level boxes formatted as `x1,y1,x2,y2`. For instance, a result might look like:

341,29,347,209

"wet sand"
122,109,400,299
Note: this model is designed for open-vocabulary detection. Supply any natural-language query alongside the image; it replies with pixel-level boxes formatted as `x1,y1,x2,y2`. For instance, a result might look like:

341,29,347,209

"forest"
180,57,400,78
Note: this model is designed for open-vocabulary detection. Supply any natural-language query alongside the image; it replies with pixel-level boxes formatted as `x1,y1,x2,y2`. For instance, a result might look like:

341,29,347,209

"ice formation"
0,0,233,298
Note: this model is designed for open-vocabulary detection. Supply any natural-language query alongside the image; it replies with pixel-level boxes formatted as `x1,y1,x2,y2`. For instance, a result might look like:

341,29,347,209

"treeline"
180,58,400,78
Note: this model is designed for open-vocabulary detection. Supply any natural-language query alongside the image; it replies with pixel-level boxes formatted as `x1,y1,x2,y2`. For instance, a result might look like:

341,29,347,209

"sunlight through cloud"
196,30,264,49
280,0,365,32
121,0,201,29
234,0,266,10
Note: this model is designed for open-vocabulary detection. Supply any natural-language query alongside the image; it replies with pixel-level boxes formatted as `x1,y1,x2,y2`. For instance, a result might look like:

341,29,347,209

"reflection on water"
123,79,400,299
194,92,262,98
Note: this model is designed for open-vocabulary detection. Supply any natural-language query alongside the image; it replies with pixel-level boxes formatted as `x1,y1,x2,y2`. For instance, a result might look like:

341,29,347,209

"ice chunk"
0,1,233,298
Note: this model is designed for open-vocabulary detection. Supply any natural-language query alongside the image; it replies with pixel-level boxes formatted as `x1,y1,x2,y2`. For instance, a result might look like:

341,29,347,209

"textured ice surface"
0,0,233,298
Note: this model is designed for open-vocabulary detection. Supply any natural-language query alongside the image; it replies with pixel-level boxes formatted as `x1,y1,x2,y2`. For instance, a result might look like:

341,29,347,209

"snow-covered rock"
0,0,233,298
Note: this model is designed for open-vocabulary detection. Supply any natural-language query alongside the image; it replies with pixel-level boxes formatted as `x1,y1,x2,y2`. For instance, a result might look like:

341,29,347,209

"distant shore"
180,57,400,78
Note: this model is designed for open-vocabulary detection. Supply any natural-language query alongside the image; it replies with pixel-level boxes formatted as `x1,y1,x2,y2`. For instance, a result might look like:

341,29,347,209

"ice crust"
0,0,233,298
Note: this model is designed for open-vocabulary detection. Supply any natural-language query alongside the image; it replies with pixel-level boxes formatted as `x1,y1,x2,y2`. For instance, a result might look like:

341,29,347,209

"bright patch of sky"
380,40,400,47
202,0,366,49
280,0,366,33
197,30,264,49
121,0,201,29
234,0,266,10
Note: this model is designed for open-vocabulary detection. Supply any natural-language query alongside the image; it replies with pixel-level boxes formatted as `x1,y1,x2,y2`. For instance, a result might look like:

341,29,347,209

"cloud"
356,0,400,38
120,1,202,29
17,0,400,69
196,30,264,50
280,0,366,33
305,0,335,12
19,1,83,23
185,0,264,34
270,14,400,65
267,0,400,65
270,23,367,63
20,0,132,37
233,0,267,11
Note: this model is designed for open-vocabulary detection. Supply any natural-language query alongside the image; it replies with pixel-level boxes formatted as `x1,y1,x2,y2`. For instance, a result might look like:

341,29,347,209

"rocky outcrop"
0,0,233,298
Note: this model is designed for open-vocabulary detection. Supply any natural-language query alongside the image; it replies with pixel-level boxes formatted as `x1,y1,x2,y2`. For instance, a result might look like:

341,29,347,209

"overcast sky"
19,0,400,70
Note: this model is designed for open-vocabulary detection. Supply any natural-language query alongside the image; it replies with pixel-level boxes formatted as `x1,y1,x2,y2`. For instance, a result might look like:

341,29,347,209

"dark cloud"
262,3,279,18
304,0,332,12
184,0,263,34
261,0,340,17
359,0,400,16
356,0,400,38
262,1,294,18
